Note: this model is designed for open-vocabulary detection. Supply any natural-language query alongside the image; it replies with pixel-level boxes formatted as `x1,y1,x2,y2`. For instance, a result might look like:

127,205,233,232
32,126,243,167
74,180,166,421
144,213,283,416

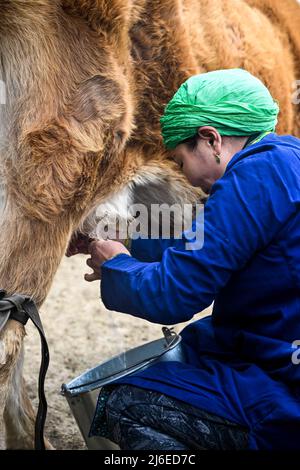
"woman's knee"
106,384,153,419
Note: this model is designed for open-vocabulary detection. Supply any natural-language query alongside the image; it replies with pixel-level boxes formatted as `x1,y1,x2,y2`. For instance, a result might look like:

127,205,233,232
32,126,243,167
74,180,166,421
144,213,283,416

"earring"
215,153,221,164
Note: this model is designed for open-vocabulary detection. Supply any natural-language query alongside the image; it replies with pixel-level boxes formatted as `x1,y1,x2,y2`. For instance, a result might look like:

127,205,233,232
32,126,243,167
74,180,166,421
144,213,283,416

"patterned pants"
101,385,249,450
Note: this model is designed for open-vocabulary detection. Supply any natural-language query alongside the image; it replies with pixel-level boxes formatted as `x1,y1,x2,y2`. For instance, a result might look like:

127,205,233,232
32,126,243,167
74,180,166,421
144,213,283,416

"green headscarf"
160,68,279,149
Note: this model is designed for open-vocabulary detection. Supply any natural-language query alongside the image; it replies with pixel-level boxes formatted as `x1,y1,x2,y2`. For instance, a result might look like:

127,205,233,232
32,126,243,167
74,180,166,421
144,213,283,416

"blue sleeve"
129,228,201,262
101,150,299,324
130,238,178,262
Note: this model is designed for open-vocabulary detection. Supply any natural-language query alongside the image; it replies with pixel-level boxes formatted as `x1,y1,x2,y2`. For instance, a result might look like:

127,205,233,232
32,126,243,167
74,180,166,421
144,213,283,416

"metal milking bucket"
61,327,186,450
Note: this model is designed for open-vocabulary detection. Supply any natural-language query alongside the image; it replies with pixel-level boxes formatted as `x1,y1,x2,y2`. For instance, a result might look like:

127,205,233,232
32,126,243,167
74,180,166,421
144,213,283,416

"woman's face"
172,127,247,192
172,133,224,192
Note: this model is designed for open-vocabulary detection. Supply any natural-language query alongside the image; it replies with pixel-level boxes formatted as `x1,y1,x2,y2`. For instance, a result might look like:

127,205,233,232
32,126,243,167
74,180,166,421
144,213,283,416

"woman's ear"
197,127,216,144
197,126,222,152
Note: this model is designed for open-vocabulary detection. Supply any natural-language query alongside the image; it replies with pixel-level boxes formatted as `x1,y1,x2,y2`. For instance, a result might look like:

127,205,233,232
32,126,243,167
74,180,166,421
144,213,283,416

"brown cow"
0,0,299,449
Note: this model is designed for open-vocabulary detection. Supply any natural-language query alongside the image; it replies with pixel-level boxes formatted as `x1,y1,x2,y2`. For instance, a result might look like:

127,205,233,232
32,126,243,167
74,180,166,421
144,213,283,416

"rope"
0,289,49,450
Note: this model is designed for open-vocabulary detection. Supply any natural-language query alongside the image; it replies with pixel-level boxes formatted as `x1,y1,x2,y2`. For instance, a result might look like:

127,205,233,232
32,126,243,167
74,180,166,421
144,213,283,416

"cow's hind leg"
2,321,53,450
2,324,35,449
0,320,33,449
0,319,50,449
4,362,36,449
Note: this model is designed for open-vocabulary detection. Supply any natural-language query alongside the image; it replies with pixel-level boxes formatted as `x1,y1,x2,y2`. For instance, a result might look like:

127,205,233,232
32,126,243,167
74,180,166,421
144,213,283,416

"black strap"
0,290,49,450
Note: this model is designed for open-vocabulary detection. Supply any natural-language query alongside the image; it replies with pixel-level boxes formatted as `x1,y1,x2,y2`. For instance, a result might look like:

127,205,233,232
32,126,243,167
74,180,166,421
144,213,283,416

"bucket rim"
61,331,182,397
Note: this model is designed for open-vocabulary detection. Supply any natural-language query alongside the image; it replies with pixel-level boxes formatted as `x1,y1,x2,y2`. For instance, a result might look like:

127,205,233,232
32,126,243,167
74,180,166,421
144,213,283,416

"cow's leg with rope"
0,294,52,450
1,322,35,449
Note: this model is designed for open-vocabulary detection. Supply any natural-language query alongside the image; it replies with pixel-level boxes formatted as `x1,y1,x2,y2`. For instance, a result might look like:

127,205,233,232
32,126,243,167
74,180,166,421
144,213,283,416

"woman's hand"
85,240,131,282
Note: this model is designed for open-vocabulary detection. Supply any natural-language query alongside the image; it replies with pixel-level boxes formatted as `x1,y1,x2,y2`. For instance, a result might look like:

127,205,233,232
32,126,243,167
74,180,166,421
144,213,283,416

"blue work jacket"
100,133,300,449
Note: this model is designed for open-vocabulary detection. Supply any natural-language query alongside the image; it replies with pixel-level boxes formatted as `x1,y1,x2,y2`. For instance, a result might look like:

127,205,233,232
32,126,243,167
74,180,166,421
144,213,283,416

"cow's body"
0,0,299,449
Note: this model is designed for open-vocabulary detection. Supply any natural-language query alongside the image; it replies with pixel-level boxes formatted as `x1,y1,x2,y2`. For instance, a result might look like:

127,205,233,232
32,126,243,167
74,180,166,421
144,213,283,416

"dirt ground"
0,254,210,450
